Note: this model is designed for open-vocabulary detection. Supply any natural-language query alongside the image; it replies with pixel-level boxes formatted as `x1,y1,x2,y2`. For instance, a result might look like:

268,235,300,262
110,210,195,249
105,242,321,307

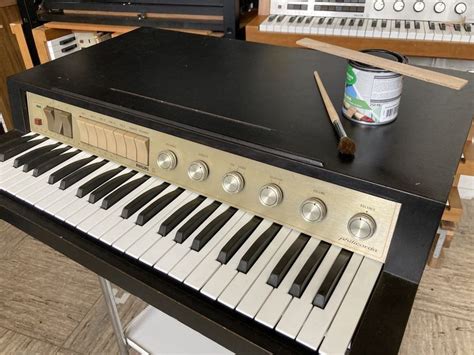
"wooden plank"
32,25,72,64
258,0,270,16
0,0,17,8
296,38,468,90
45,21,137,34
63,9,222,21
9,21,33,69
245,16,474,61
442,187,463,223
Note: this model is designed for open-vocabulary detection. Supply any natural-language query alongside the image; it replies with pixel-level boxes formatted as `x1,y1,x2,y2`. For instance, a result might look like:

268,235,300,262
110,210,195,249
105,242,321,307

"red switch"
34,118,43,125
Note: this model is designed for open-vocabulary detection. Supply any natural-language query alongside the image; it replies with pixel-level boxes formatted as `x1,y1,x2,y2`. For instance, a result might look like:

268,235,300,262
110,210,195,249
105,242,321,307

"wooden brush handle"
313,71,341,125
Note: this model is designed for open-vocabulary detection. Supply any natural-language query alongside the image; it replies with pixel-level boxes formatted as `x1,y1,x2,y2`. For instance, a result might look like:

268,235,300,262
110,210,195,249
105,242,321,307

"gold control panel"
27,92,401,262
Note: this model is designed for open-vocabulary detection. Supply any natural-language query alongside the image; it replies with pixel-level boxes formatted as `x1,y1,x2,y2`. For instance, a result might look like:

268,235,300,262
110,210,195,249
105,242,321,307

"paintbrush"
313,71,356,157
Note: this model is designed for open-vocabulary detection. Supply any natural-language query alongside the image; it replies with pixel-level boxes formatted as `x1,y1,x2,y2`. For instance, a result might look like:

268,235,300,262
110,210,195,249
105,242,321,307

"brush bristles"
338,136,356,156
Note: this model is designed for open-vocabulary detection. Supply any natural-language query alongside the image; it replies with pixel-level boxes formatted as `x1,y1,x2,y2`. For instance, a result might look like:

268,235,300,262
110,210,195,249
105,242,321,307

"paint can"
342,49,407,125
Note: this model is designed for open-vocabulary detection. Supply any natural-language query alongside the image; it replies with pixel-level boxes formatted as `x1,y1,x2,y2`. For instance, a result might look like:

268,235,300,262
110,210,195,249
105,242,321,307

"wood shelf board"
44,21,137,34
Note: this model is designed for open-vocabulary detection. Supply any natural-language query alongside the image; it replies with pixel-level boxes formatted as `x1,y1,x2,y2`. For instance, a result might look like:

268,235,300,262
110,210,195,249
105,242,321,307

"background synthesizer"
2,28,473,354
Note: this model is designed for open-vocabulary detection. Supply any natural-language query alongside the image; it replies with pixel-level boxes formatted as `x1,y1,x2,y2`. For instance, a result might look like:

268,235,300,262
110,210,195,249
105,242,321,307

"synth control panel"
271,1,473,21
26,92,401,262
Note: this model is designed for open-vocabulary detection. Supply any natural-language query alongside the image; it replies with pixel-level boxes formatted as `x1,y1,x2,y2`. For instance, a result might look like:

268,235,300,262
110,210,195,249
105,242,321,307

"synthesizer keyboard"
3,28,473,354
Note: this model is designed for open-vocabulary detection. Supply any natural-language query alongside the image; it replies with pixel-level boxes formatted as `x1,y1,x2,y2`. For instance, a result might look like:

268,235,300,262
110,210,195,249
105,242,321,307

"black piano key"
121,182,169,219
0,137,47,162
395,20,401,29
136,187,184,226
405,21,410,29
327,18,334,25
313,249,352,308
0,130,22,145
48,155,96,184
76,166,125,198
101,175,150,210
268,14,277,22
414,21,421,30
439,23,446,31
158,195,206,236
464,23,471,32
289,16,296,23
0,133,38,153
237,223,281,274
297,16,304,24
59,160,108,190
13,142,60,168
89,171,137,204
32,150,80,177
216,216,263,264
191,207,238,252
288,241,331,298
318,17,325,25
381,20,387,28
276,15,285,23
349,19,355,26
23,146,71,172
429,21,435,30
371,20,377,28
340,18,346,26
305,17,312,24
267,234,310,288
174,201,221,243
357,19,364,27
454,23,461,31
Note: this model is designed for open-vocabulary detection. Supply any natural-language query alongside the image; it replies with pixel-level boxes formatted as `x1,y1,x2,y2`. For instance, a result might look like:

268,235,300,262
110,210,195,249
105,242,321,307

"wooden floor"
0,200,472,354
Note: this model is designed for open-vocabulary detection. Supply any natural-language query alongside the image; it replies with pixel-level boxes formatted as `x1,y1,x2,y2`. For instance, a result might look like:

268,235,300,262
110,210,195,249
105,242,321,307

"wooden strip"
258,0,270,16
0,0,16,8
63,9,223,21
442,187,463,223
9,21,33,69
296,38,468,90
45,21,137,34
245,16,474,60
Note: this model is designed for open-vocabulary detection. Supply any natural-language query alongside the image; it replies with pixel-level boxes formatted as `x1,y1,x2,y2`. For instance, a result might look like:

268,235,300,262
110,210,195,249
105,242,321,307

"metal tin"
342,49,407,125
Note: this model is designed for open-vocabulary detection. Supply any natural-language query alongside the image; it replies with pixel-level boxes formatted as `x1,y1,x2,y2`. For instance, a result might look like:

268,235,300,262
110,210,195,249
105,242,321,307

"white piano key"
255,238,321,328
415,22,425,40
235,230,300,318
293,16,307,34
138,198,215,266
389,20,399,39
451,26,462,42
459,25,471,43
79,176,156,234
302,17,316,34
406,21,417,40
47,162,119,217
169,210,246,282
423,22,435,41
283,16,297,33
433,23,443,41
324,18,336,36
441,24,453,42
273,15,288,32
275,245,341,339
217,227,290,309
372,20,383,38
19,151,89,204
308,17,323,35
58,168,133,221
381,20,391,38
154,204,233,274
115,191,194,254
356,20,367,38
99,182,174,245
259,15,276,32
200,219,273,300
398,21,408,39
296,254,363,350
348,19,358,37
318,258,382,355
332,18,345,37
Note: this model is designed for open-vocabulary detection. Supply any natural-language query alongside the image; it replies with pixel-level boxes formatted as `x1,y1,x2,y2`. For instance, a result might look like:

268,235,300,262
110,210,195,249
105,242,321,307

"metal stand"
98,276,130,355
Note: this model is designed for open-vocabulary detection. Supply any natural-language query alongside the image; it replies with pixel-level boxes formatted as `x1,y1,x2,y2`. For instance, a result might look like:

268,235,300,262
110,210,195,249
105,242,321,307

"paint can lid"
349,49,408,73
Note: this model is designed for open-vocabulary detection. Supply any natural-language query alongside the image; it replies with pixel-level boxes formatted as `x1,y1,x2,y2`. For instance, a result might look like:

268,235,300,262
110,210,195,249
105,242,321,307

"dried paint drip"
342,49,407,125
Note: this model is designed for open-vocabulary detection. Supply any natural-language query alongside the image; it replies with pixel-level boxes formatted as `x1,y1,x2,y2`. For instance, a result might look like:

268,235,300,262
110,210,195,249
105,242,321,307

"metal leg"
98,276,130,355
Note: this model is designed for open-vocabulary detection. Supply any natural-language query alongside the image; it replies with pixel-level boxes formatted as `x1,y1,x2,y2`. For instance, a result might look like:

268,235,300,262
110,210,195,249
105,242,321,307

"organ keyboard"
2,28,473,354
247,1,474,59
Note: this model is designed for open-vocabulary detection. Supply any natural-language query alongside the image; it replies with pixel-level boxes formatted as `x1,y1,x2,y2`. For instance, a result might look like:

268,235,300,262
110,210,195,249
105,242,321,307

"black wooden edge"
0,192,316,355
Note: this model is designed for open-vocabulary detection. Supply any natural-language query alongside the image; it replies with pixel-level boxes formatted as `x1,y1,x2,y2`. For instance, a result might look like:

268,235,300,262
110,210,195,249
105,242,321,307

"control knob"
413,1,425,13
222,171,245,194
259,184,283,207
348,213,377,240
393,0,405,12
454,2,467,15
157,150,177,170
188,160,209,181
300,198,327,223
434,1,446,13
373,0,385,11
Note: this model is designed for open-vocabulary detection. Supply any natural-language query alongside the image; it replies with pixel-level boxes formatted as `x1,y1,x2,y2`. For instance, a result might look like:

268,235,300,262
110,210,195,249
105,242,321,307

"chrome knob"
413,1,425,12
259,184,283,207
157,150,177,170
348,213,377,240
222,171,245,194
393,0,405,12
188,160,209,181
300,198,327,223
454,2,467,14
434,1,446,13
373,0,385,11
